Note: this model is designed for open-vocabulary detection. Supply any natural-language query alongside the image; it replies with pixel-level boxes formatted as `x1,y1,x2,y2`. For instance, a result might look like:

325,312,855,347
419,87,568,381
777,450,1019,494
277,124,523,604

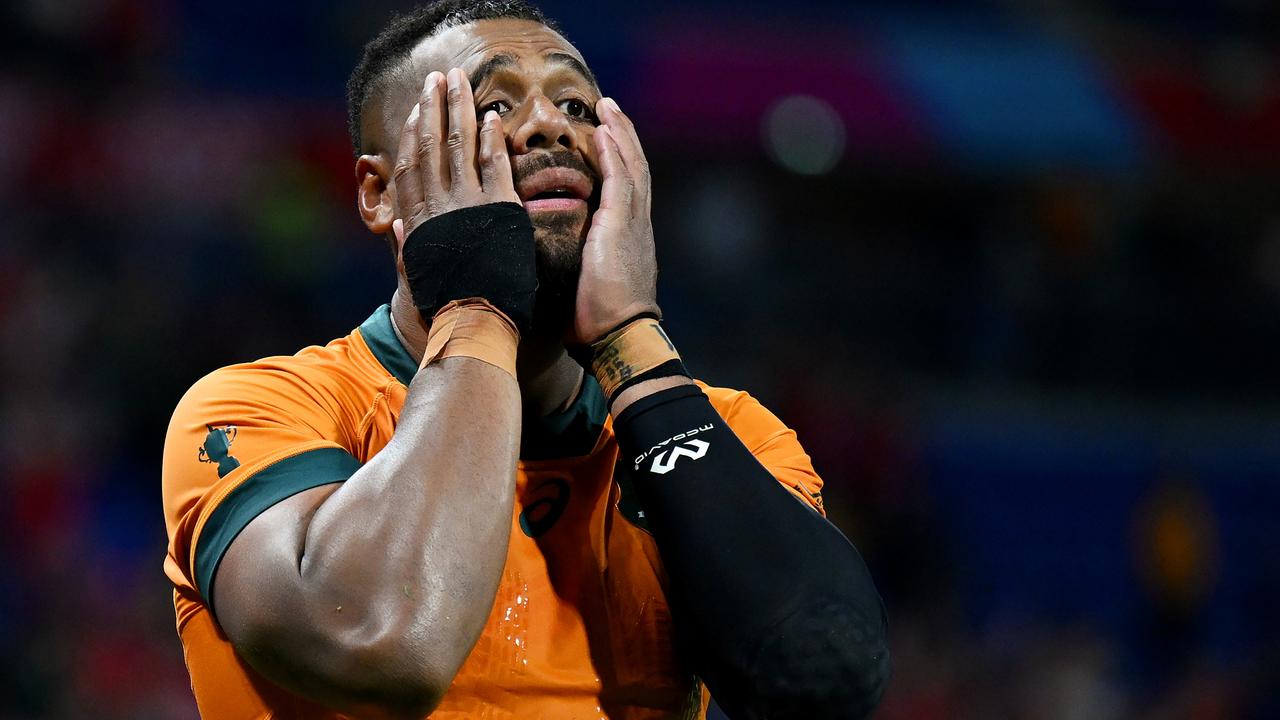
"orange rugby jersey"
162,304,826,719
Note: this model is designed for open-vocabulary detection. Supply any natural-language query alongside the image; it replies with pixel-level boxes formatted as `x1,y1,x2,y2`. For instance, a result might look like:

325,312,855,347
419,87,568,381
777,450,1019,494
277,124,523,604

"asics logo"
519,477,570,538
650,439,710,475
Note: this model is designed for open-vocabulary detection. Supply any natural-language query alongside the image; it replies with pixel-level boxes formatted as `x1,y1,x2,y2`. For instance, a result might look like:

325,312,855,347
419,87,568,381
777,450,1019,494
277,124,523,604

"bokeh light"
762,94,847,176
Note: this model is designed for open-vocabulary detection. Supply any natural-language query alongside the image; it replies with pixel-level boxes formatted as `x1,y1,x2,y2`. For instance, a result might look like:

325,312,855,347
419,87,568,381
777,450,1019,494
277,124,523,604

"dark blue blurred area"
1,0,1278,718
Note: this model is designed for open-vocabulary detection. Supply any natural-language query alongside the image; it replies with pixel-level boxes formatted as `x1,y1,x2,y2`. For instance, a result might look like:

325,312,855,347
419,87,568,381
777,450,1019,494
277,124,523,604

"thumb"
393,218,407,252
393,218,408,279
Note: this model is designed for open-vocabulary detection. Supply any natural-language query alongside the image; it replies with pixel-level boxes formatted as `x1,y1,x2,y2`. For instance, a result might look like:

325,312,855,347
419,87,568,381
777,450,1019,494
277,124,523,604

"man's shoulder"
694,380,798,448
693,379,824,511
695,380,762,416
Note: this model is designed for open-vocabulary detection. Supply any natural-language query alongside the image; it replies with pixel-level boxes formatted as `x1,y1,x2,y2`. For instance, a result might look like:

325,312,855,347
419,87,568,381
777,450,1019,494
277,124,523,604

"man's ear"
356,154,396,235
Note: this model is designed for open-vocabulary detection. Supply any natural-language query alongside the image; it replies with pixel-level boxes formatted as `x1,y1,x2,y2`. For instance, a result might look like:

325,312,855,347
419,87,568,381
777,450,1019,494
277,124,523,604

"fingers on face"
445,68,480,189
418,71,448,200
594,125,634,212
598,100,646,168
393,103,423,213
479,111,516,200
597,98,649,213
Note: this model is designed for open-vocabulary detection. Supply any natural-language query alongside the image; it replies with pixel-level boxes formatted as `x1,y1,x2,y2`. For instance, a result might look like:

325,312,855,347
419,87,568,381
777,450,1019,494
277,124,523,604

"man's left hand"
569,98,662,345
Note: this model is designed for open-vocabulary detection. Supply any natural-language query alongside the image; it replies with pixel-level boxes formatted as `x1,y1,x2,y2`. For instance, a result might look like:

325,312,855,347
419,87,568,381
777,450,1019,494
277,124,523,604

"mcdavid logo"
649,439,710,475
634,424,714,473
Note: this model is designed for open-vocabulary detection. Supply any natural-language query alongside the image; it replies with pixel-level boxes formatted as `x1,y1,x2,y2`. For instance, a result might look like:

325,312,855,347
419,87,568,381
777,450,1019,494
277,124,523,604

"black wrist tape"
612,380,704,427
402,202,538,335
607,358,690,404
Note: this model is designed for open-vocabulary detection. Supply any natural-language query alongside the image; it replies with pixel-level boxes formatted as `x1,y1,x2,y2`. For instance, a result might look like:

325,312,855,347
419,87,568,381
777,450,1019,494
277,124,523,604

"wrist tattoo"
589,318,688,401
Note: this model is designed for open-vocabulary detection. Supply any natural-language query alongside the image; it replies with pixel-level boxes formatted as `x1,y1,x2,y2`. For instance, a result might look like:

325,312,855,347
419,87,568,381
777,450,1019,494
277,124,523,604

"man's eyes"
474,98,597,123
477,100,512,117
557,99,597,122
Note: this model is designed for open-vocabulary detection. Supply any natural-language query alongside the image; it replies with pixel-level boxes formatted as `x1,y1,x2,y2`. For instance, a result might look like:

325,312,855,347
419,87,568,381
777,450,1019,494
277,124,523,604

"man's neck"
389,286,583,417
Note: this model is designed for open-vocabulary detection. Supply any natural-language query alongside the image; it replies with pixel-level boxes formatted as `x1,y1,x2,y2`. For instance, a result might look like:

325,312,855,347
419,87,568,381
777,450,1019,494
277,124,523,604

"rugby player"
161,1,890,717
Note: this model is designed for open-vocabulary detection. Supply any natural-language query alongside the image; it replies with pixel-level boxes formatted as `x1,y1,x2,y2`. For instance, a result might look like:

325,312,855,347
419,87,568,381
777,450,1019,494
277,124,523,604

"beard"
530,212,585,337
511,149,599,338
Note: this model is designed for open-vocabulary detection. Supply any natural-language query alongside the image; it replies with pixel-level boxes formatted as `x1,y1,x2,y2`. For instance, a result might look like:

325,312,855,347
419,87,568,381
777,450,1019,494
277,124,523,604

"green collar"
359,304,418,387
520,373,607,460
358,304,606,459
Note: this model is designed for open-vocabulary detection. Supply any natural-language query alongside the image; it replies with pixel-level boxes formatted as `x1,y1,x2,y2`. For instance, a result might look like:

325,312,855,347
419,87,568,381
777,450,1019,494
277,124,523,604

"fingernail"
605,97,621,113
484,110,499,125
447,68,460,90
426,71,442,89
409,103,420,121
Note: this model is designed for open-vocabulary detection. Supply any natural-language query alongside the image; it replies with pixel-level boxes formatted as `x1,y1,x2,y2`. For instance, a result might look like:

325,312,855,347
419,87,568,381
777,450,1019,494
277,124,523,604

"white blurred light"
762,95,846,176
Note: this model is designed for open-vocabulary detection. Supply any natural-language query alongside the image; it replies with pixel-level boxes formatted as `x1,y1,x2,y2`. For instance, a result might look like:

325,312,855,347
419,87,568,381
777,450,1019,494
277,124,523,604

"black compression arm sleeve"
614,385,890,719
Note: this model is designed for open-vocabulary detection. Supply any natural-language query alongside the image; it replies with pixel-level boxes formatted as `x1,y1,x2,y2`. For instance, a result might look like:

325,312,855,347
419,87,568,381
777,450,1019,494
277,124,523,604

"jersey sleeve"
700,384,826,516
161,365,362,612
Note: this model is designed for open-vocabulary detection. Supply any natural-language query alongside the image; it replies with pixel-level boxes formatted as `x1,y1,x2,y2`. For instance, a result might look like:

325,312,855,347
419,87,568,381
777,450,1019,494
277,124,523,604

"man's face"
376,19,604,330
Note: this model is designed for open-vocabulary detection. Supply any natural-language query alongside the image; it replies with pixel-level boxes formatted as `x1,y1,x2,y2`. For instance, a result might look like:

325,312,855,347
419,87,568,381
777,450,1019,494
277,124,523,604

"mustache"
512,150,599,187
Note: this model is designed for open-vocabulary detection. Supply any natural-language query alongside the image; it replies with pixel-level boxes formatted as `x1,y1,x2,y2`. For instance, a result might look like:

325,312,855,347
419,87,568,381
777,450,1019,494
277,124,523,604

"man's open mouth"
517,167,593,212
528,188,577,201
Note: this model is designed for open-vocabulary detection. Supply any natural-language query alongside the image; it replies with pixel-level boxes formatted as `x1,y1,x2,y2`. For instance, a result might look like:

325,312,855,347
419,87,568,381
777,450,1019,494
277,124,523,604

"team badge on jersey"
198,425,241,478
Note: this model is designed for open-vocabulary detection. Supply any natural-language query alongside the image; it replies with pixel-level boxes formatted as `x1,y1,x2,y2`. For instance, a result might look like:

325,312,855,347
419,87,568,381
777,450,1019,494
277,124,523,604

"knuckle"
446,131,467,150
446,85,463,104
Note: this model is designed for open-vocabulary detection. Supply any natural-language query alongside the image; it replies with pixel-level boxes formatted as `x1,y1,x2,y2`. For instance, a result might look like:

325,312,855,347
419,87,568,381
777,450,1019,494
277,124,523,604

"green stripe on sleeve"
194,447,361,612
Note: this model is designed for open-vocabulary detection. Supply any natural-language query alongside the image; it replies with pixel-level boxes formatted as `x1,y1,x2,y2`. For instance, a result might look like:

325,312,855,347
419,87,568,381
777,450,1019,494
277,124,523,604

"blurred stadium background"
2,0,1279,717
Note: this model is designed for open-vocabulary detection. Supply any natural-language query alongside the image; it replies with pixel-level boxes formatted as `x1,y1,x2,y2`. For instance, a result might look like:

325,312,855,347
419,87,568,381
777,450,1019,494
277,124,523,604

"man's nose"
510,96,575,154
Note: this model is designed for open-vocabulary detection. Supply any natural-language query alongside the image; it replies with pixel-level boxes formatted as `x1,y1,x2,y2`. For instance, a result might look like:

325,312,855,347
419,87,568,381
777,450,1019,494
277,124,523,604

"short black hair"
346,0,558,157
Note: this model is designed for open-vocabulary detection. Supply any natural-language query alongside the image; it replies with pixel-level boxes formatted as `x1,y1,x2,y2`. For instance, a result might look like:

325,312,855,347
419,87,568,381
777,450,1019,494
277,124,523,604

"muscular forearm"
612,384,890,719
296,357,519,697
219,330,522,718
214,69,538,717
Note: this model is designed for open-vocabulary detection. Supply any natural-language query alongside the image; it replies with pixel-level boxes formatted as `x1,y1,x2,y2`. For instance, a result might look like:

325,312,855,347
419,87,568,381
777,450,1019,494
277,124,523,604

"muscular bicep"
212,483,342,661
210,481,428,717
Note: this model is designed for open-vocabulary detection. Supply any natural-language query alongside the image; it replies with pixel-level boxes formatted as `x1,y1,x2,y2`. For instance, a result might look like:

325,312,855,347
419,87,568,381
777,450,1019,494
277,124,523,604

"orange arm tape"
422,299,519,380
589,317,682,399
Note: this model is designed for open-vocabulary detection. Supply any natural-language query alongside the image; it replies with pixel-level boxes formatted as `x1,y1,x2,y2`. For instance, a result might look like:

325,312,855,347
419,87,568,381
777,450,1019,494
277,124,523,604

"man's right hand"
207,71,530,708
390,67,538,334
391,68,521,246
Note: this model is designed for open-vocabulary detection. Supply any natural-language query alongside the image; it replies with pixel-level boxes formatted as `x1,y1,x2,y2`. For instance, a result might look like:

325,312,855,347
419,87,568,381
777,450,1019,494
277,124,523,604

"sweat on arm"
612,384,891,719
161,202,536,719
